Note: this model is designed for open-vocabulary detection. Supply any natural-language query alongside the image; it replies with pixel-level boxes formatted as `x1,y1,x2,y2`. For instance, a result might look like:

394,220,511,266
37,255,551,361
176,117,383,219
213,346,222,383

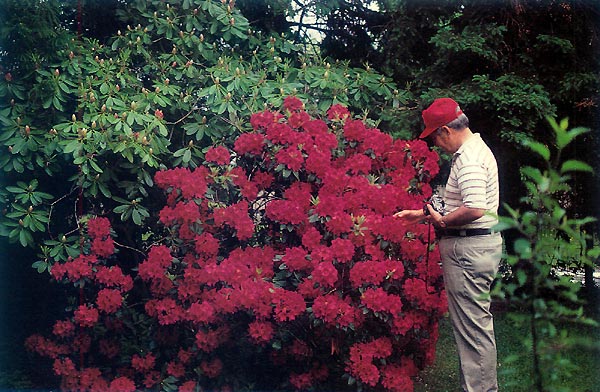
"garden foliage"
0,0,403,262
493,118,599,392
26,97,446,391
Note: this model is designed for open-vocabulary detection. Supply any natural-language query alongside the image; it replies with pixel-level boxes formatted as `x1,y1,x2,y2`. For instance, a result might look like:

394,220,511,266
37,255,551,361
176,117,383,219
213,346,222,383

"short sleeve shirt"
443,133,499,229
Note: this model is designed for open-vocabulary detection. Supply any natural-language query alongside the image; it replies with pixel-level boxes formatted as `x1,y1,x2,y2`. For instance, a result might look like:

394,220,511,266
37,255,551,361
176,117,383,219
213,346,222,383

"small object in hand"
423,194,446,216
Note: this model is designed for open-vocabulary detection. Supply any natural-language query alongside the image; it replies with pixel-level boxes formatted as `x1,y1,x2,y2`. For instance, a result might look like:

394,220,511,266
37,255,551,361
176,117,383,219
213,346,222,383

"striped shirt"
443,133,499,229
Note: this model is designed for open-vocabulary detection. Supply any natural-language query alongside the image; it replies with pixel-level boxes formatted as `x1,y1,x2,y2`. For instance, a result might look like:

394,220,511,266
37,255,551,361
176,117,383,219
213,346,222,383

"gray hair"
446,113,469,130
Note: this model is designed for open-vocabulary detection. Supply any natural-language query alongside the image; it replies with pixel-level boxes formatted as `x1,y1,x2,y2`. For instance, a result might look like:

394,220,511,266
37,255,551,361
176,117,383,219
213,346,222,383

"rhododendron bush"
27,97,446,391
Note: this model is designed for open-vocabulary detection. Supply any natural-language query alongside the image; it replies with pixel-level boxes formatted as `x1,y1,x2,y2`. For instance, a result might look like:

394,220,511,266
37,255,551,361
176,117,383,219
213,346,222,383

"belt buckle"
459,229,467,236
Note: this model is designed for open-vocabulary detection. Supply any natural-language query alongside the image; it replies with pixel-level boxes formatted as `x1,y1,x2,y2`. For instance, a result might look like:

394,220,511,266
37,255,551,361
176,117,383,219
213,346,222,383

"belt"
437,228,492,237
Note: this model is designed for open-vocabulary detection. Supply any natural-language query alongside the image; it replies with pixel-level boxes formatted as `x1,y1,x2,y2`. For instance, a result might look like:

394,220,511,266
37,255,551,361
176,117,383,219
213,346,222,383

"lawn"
415,305,600,392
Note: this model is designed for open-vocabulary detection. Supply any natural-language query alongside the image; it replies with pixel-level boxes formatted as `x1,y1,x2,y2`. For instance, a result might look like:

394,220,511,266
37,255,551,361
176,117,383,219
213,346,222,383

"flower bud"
54,69,60,76
69,51,74,59
149,148,153,155
17,117,21,125
101,104,107,112
115,84,120,91
25,125,30,136
72,114,77,122
188,140,194,147
165,78,170,85
61,235,67,242
200,33,204,42
5,72,12,82
117,30,122,36
91,120,97,128
201,116,207,124
230,18,235,26
28,206,33,213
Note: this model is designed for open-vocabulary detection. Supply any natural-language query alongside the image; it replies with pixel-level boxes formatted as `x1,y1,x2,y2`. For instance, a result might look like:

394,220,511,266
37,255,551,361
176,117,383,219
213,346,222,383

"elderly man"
395,98,503,392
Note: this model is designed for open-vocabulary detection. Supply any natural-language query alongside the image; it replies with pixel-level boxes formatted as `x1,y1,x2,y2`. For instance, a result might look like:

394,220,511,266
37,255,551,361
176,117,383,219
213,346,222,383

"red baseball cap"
419,98,464,139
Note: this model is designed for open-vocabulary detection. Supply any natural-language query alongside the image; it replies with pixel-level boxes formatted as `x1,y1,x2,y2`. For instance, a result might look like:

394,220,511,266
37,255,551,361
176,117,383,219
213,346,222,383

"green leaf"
514,238,532,259
522,140,550,161
19,228,33,247
560,159,593,174
556,126,589,149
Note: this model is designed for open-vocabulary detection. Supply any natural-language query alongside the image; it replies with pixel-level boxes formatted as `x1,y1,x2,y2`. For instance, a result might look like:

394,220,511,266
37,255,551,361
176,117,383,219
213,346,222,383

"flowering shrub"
27,97,446,391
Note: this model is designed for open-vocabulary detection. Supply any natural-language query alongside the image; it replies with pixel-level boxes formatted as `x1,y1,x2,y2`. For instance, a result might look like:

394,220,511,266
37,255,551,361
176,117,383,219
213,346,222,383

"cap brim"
419,126,437,139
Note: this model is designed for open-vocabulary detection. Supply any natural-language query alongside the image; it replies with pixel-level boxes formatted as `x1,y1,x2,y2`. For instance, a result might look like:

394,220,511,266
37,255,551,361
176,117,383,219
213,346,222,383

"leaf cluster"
492,118,599,392
0,0,403,264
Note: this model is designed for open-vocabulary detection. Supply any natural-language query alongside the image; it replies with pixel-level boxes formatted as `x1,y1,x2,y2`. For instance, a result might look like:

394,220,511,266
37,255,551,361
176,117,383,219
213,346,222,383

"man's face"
428,126,451,153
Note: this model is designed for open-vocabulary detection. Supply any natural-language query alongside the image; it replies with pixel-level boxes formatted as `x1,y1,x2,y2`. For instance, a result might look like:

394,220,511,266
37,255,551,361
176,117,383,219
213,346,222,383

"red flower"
281,246,311,272
327,103,350,121
179,381,197,392
167,361,186,378
361,287,403,315
87,217,111,238
234,132,265,155
200,358,223,378
53,358,76,376
131,353,156,372
205,145,231,165
248,321,274,344
96,288,123,313
91,237,114,258
250,110,275,129
52,320,75,337
343,119,367,141
272,289,306,322
311,261,338,287
109,376,136,392
74,305,99,328
329,238,355,263
283,96,304,111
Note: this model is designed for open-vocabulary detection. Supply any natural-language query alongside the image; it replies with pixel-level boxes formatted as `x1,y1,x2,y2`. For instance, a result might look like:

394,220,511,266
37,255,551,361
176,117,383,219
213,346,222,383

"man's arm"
427,205,484,228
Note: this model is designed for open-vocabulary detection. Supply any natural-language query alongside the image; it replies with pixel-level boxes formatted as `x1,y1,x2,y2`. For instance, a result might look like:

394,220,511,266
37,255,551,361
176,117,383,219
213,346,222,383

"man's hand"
393,209,426,225
425,205,445,228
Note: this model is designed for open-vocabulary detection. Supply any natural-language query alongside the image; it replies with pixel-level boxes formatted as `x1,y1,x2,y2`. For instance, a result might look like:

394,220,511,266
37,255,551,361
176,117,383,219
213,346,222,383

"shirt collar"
454,133,481,157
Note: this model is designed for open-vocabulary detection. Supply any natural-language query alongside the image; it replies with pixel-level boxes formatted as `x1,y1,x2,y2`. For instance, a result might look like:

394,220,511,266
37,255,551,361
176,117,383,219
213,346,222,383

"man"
395,98,502,392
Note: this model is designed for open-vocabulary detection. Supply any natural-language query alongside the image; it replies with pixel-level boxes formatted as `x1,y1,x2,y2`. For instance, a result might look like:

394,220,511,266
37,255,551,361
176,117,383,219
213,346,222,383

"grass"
415,305,600,392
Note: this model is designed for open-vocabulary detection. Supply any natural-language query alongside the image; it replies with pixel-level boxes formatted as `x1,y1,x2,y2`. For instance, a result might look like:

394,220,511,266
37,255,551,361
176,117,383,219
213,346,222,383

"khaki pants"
439,233,503,392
